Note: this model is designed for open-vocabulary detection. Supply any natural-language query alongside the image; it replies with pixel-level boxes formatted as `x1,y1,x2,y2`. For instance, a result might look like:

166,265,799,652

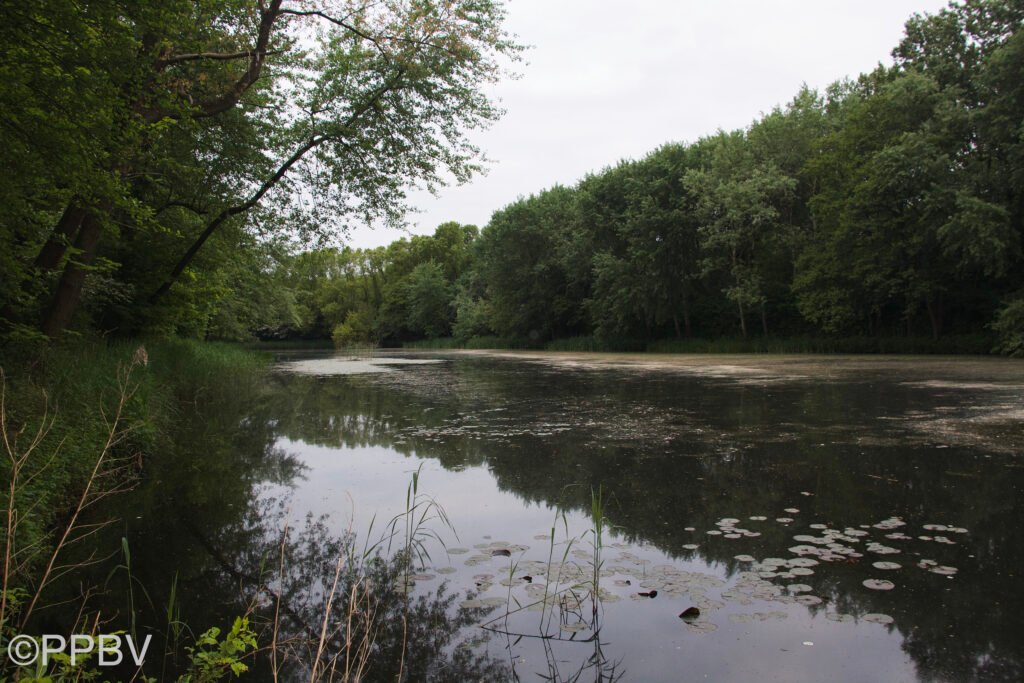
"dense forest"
1,0,1023,355
0,0,520,343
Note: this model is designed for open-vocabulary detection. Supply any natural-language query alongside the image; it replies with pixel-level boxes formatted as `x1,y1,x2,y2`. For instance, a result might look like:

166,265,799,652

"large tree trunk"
672,314,682,339
738,300,748,339
34,202,86,271
760,301,768,336
41,214,101,338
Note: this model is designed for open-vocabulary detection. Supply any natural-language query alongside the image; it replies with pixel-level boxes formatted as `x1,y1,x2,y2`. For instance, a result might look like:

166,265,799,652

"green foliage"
451,291,494,342
992,294,1024,357
404,262,453,339
178,617,257,683
0,340,267,621
5,0,1019,353
332,309,375,348
476,186,586,341
0,0,522,340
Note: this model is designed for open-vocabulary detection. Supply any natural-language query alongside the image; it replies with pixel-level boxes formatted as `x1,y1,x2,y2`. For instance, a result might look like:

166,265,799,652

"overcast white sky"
346,0,952,248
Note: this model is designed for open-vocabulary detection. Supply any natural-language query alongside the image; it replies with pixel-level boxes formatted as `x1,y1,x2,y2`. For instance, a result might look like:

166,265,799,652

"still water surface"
102,351,1024,681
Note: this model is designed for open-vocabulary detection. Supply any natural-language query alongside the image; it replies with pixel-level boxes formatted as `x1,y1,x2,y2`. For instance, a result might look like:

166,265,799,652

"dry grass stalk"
0,351,145,633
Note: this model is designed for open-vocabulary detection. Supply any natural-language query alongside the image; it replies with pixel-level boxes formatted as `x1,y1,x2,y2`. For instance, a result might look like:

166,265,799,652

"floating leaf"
929,565,958,576
684,621,718,634
795,595,823,606
872,562,901,570
862,579,895,591
863,613,895,625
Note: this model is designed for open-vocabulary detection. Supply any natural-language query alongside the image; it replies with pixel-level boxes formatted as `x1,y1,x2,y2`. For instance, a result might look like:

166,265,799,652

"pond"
83,351,1024,681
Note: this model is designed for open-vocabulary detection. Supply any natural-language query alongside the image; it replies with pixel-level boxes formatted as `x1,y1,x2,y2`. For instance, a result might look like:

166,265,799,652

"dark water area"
65,351,1024,682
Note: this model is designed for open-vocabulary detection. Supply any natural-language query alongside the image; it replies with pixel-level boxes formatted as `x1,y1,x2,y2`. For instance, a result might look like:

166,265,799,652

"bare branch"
194,0,286,118
156,48,284,67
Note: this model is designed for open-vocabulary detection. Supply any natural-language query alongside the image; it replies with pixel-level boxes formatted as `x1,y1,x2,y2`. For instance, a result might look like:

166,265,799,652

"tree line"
228,0,1024,353
2,1,1022,355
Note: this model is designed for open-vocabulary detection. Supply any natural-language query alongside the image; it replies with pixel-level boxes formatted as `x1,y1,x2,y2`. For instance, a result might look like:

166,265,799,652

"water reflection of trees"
185,498,511,682
266,360,1024,683
46,368,508,682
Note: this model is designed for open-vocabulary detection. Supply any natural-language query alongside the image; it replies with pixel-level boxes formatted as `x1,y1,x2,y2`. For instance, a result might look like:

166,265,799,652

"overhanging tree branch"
150,69,408,303
149,134,325,303
193,0,285,118
156,48,285,67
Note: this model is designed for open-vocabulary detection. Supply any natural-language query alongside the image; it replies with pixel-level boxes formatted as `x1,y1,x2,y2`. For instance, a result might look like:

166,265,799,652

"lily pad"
862,578,895,591
863,613,895,625
929,565,958,576
872,561,901,570
795,595,823,606
683,621,718,634
789,558,819,568
481,597,508,607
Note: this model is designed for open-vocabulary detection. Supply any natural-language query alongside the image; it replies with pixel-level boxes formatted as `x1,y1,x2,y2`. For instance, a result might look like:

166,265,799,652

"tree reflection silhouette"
264,358,1024,682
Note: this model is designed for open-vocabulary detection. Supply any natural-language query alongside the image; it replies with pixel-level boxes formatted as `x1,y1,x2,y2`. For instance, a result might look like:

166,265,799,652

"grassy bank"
402,333,999,355
0,339,268,646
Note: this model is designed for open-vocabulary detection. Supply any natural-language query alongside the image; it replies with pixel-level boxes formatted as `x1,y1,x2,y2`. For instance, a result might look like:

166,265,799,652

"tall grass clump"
0,339,268,624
